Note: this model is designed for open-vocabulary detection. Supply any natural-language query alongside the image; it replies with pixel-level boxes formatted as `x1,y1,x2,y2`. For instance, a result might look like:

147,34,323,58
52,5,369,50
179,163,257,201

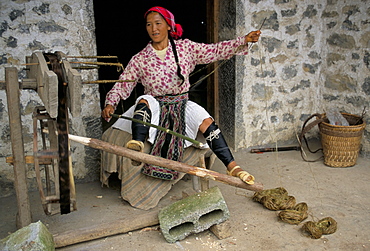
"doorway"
93,1,213,130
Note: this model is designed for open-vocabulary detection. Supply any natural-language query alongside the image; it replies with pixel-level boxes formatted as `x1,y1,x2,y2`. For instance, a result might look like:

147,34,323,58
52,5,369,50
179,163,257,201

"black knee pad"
132,102,151,142
203,122,234,166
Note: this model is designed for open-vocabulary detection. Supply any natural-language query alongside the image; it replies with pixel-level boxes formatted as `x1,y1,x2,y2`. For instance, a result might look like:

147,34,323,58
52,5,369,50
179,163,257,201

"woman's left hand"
245,30,261,44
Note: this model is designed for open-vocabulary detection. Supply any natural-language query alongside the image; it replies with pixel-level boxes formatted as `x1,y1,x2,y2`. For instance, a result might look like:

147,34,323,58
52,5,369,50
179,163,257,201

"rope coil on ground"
278,202,308,225
253,187,337,238
302,217,338,239
252,187,296,210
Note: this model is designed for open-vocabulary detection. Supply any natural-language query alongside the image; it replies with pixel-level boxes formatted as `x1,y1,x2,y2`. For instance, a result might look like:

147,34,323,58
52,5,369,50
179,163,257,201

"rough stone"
360,31,370,48
261,37,282,53
303,62,320,74
364,51,370,69
327,53,345,66
282,65,298,80
28,40,47,51
37,20,67,33
252,83,273,100
0,54,8,65
327,21,337,29
325,74,356,92
281,8,297,17
268,101,281,111
342,18,359,31
271,115,278,123
345,96,368,108
270,54,288,64
32,3,50,15
300,114,312,122
210,221,232,239
0,21,8,37
9,9,24,21
286,24,300,35
322,11,339,18
352,53,360,60
305,27,315,48
6,36,17,48
287,39,299,49
287,97,302,105
308,51,320,59
158,186,230,243
62,4,72,15
342,5,360,16
327,33,356,49
251,57,261,66
253,10,279,31
322,94,339,101
303,5,317,18
275,0,290,4
255,70,276,78
0,221,55,251
327,0,339,5
291,79,311,92
362,77,370,95
18,24,31,34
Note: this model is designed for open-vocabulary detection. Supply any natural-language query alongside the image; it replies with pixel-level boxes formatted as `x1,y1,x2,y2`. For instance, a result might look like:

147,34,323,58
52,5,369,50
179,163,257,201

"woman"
102,6,261,184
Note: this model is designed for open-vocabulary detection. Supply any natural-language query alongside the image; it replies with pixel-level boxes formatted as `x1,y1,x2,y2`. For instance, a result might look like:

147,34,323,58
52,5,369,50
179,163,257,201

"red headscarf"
144,6,183,39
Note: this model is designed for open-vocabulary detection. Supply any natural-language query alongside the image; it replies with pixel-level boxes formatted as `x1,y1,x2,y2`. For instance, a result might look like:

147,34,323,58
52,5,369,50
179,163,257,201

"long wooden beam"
54,210,159,248
5,67,32,228
68,134,263,192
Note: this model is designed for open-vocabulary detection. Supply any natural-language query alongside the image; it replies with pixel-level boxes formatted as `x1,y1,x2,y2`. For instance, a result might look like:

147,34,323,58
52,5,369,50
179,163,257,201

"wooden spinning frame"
32,106,76,215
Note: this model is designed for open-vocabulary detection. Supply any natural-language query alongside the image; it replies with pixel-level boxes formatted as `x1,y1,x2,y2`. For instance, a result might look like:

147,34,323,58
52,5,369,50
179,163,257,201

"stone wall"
218,0,369,156
0,0,101,198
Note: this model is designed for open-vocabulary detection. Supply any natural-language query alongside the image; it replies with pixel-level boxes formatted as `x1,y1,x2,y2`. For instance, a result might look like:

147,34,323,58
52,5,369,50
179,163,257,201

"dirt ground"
1,141,369,251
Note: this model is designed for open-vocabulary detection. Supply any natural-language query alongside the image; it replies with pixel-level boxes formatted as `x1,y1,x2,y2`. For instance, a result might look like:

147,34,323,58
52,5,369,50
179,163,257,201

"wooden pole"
68,134,263,192
53,210,159,248
5,67,32,228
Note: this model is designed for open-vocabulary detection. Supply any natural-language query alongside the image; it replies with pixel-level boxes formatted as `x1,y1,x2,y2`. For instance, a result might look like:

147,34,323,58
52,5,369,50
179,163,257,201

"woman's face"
146,12,171,44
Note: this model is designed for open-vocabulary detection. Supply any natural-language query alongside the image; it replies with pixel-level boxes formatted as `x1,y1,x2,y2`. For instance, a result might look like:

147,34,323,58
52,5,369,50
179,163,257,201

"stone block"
0,221,55,251
210,220,233,239
159,186,230,243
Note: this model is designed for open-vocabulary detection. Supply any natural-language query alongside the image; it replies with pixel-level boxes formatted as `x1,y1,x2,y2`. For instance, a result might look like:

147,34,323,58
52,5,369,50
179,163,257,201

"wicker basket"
318,113,366,167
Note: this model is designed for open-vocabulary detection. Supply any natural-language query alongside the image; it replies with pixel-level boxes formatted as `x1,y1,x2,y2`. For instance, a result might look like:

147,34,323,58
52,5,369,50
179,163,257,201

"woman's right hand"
101,104,114,121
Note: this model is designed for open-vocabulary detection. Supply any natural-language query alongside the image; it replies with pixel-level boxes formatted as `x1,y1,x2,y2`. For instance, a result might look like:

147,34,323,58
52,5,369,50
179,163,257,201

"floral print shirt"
105,37,249,109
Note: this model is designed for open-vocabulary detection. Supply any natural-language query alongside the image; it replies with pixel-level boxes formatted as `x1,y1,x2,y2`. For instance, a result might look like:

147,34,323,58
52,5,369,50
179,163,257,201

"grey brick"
159,186,230,243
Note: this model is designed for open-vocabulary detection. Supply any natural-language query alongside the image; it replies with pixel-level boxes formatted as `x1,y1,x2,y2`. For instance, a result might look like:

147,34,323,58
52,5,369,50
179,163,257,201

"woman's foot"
126,140,144,166
227,164,255,185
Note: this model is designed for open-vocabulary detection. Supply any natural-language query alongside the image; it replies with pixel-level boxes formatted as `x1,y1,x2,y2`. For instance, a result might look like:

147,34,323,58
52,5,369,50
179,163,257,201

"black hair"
169,34,185,85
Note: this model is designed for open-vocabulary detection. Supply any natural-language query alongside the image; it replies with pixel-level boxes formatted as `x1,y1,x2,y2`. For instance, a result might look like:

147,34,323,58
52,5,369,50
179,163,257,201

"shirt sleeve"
188,36,248,65
104,56,141,109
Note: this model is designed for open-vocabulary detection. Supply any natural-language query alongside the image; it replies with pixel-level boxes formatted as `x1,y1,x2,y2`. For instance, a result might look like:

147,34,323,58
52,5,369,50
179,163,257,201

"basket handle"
299,113,325,162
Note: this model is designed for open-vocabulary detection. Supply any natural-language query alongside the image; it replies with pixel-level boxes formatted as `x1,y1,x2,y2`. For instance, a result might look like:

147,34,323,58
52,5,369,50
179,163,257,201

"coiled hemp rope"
278,202,308,225
252,187,296,210
253,187,337,238
302,217,337,239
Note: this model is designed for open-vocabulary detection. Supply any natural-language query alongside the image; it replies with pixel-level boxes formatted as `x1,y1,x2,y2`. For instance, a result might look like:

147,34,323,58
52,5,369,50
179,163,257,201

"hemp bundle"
278,202,308,225
302,217,337,239
252,187,296,210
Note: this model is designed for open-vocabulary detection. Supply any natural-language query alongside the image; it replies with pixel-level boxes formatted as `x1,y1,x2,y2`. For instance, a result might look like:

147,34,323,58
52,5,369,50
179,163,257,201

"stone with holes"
0,221,54,250
159,186,230,243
